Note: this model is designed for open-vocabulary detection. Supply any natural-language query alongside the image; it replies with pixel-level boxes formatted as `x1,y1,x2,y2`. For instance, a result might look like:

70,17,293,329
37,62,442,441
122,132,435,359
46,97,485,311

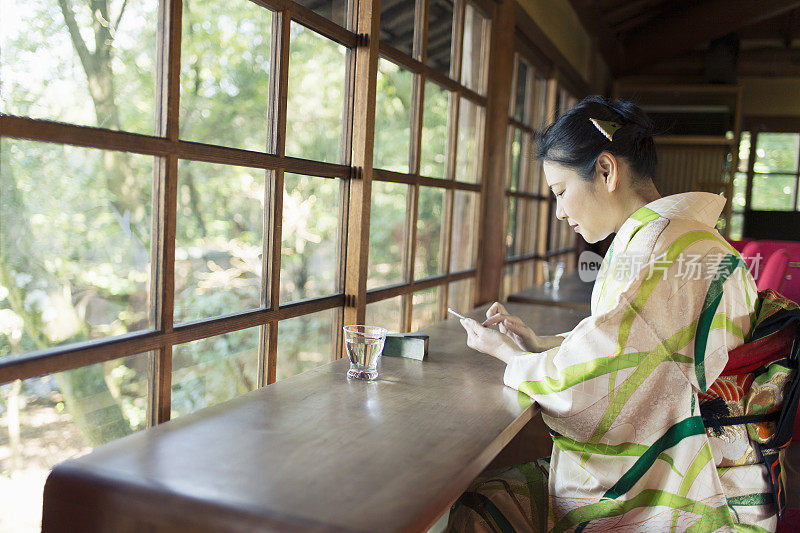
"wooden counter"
41,303,587,533
508,271,594,312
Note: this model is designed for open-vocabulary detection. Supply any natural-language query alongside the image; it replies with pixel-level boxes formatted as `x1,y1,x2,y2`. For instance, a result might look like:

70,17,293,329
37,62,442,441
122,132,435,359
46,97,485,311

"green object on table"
382,333,429,360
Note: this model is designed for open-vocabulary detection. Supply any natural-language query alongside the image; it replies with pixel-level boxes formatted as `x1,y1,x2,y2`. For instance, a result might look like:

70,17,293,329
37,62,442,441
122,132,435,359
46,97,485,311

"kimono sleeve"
676,255,757,393
502,275,666,418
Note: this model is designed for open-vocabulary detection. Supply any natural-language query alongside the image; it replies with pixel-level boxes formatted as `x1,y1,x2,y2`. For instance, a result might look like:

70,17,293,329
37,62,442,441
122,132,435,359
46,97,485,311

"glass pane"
172,327,259,418
420,81,450,178
733,172,747,211
174,161,266,323
558,88,574,116
548,211,560,252
366,296,403,333
754,133,800,173
738,132,751,172
456,97,483,183
730,213,743,240
411,286,440,331
513,58,528,123
179,0,272,151
286,24,347,164
415,186,445,279
281,174,341,303
448,277,474,317
1,139,152,358
451,190,479,271
501,263,519,299
505,196,518,258
533,75,549,129
277,308,337,380
751,175,795,210
293,0,349,28
368,182,408,289
531,159,544,196
508,127,523,190
380,0,416,56
0,353,150,531
374,59,413,173
517,131,532,192
1,0,157,133
426,0,453,77
460,2,489,95
523,200,540,254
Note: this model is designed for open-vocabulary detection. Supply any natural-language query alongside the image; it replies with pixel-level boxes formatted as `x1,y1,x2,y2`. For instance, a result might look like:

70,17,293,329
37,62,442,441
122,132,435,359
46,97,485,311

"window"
501,57,577,298
0,0,495,527
367,0,490,327
730,130,800,239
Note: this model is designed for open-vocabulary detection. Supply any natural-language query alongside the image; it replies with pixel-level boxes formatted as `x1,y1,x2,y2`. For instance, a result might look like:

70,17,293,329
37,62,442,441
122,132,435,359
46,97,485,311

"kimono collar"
616,192,726,251
632,192,727,228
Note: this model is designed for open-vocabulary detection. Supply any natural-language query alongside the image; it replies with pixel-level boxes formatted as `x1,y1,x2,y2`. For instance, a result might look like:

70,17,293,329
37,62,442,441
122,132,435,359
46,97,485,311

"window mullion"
342,0,380,329
265,10,292,384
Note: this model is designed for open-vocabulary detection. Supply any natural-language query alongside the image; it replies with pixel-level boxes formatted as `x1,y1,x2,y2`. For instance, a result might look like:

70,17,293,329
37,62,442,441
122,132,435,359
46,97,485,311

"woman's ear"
595,152,619,192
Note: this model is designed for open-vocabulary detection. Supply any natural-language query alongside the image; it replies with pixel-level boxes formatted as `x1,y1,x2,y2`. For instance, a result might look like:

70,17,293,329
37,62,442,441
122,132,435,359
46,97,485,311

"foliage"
750,133,800,212
0,0,466,457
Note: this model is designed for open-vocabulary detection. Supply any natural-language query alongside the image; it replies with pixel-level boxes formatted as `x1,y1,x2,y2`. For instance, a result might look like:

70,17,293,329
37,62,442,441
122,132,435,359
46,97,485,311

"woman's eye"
555,191,564,198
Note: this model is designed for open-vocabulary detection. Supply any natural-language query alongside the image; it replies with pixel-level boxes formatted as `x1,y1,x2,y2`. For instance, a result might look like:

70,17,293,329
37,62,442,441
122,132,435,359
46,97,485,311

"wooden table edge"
42,461,360,533
405,402,541,533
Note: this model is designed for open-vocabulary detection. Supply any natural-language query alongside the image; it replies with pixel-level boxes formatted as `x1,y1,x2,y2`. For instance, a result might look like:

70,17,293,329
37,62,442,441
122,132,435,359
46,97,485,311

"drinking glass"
543,260,566,290
343,325,388,381
553,261,565,290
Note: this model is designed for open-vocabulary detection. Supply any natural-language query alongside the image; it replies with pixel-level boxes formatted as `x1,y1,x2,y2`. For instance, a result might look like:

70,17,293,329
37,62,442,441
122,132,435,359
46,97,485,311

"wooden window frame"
740,129,800,217
0,0,500,426
366,0,493,332
500,51,578,297
1,0,366,414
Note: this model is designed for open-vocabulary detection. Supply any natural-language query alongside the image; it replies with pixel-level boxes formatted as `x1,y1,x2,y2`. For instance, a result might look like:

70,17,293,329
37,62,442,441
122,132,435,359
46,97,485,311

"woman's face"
543,160,617,244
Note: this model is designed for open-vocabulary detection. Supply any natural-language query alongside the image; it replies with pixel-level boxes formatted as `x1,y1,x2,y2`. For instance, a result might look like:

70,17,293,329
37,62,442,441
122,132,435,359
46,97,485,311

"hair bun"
536,95,658,182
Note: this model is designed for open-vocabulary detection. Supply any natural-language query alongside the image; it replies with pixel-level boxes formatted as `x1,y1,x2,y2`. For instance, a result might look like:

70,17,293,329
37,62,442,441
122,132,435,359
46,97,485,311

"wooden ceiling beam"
738,46,800,76
619,0,800,75
636,46,800,77
604,0,664,28
567,0,625,73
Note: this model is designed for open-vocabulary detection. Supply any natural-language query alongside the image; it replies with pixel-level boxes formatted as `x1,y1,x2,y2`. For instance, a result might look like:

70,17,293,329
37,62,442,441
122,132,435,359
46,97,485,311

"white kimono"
500,193,775,532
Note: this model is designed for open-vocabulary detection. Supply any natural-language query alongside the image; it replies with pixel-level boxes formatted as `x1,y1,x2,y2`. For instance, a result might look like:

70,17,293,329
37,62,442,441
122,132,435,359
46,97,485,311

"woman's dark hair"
536,96,657,182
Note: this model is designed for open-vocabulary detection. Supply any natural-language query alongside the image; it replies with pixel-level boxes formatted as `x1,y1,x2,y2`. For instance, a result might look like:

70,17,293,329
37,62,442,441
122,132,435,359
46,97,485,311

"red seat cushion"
757,249,790,293
741,240,800,281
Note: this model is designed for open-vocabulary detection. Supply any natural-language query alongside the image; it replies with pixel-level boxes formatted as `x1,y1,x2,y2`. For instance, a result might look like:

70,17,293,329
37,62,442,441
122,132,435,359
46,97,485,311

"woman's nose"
555,199,566,220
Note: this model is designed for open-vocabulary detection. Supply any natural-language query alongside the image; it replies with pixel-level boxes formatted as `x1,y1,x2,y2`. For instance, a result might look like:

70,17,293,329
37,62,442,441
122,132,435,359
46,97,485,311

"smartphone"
447,307,468,320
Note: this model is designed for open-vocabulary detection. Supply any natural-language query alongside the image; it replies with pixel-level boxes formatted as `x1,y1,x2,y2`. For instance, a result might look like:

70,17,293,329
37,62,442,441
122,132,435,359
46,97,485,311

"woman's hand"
482,302,540,352
459,318,524,364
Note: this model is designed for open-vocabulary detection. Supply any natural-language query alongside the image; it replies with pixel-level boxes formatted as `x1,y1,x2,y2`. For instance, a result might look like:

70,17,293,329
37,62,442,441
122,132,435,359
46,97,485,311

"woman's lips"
571,224,580,232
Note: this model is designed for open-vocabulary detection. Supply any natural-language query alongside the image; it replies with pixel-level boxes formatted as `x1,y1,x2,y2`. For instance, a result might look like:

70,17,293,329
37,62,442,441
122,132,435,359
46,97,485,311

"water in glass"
343,325,387,380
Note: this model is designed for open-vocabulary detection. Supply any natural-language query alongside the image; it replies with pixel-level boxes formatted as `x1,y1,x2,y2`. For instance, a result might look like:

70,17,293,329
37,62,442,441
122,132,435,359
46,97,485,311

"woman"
449,96,776,532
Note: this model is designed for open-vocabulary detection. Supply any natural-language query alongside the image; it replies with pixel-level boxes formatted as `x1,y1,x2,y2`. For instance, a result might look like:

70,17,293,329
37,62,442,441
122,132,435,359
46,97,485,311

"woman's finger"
460,318,480,335
482,314,507,327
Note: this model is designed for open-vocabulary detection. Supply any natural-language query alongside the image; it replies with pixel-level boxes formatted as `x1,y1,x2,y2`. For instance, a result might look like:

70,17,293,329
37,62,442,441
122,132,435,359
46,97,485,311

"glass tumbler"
553,261,565,290
343,325,388,381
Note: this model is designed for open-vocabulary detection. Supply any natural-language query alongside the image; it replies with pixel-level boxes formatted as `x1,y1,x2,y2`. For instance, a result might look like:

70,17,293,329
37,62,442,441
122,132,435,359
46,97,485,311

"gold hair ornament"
589,118,622,141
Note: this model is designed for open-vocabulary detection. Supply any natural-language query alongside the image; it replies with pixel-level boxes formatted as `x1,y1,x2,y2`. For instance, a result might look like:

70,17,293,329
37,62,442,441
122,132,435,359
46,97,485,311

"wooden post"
265,6,292,383
476,0,515,305
343,0,380,331
150,0,183,425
